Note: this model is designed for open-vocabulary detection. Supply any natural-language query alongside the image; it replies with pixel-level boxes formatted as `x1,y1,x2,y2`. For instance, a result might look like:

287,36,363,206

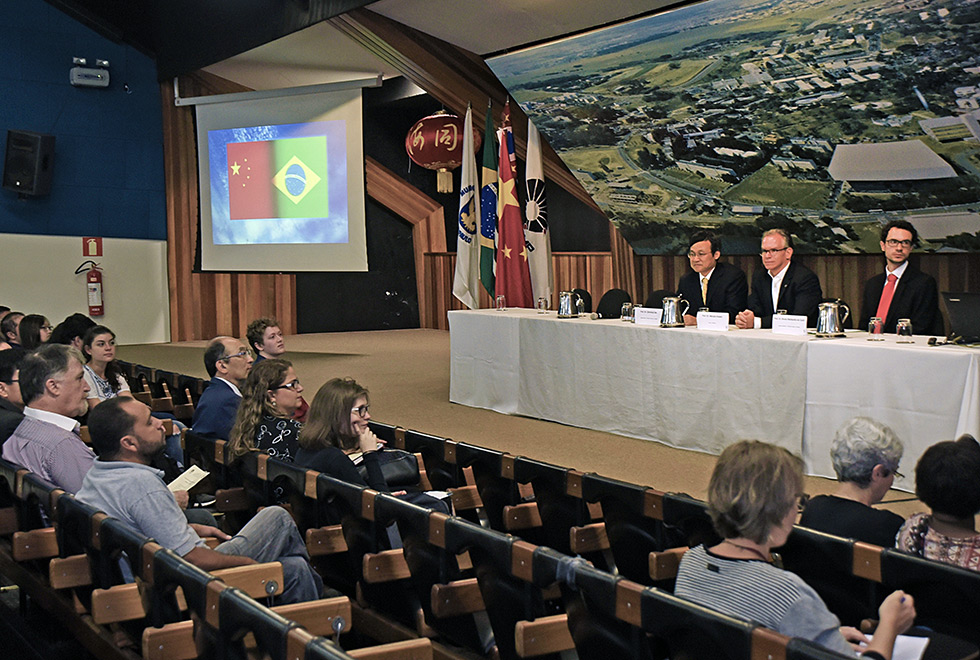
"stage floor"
119,328,925,518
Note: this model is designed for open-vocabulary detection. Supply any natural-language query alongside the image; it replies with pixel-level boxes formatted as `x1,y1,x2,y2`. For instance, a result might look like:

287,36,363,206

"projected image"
208,121,349,245
489,0,980,255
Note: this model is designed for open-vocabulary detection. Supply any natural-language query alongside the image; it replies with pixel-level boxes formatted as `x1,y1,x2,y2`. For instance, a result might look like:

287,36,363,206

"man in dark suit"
858,220,942,336
0,348,27,445
676,231,747,325
190,336,254,440
736,228,822,329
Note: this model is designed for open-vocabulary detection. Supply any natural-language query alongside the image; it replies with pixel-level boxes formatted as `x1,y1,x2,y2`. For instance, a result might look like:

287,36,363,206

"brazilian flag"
227,136,329,220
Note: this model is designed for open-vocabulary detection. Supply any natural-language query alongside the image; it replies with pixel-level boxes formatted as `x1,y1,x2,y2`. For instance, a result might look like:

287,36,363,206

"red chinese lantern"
405,110,482,193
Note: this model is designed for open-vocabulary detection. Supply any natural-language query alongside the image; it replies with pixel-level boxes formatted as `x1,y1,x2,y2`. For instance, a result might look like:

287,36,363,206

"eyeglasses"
885,239,912,248
351,404,370,417
885,467,905,480
760,247,789,256
687,251,712,259
273,379,301,391
219,350,251,361
41,325,54,331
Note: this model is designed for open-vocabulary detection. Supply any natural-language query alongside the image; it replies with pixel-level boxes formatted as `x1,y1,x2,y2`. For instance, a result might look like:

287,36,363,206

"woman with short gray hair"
799,417,905,547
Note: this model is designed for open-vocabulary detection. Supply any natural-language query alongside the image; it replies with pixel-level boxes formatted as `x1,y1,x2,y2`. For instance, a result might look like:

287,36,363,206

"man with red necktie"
858,220,943,336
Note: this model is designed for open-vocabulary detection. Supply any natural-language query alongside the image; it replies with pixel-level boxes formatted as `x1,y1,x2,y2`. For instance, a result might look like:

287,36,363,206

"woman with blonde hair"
675,440,915,660
229,359,304,462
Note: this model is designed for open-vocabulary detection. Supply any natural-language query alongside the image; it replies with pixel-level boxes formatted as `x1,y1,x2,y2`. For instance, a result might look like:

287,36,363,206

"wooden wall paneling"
329,9,599,214
364,156,447,329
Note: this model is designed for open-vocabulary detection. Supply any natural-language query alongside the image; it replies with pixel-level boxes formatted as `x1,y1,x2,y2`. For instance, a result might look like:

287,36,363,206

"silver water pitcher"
660,296,689,327
557,291,582,318
814,300,850,337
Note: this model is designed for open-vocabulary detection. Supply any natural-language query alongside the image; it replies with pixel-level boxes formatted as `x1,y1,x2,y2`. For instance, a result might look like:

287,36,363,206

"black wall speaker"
3,130,55,196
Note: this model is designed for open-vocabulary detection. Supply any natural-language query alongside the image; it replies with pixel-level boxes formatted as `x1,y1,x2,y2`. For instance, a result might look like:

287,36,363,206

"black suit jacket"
677,261,747,323
0,398,24,446
858,264,943,336
747,261,822,328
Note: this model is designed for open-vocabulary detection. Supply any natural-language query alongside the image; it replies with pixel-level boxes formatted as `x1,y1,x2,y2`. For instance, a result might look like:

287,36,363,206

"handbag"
356,448,420,488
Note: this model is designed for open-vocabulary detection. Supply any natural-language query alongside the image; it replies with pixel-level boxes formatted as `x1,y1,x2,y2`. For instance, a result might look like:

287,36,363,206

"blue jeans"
215,506,323,603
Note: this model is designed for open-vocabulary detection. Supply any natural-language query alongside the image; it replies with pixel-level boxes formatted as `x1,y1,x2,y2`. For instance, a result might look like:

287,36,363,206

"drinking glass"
620,302,634,321
495,295,506,311
896,318,913,343
536,297,549,314
867,316,884,341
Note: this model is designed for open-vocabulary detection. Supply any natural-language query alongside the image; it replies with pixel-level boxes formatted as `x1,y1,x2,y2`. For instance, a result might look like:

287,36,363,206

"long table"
449,309,980,488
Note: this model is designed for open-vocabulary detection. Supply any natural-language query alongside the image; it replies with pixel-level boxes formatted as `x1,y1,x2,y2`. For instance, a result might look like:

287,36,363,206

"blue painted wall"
0,0,166,240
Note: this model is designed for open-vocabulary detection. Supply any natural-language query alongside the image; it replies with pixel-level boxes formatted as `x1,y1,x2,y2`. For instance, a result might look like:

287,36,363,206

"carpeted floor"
118,328,924,518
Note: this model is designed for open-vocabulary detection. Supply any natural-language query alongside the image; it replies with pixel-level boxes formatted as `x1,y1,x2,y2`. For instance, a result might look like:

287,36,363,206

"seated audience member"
2,344,95,492
19,314,53,351
799,417,905,547
77,397,323,603
81,325,131,408
0,348,27,444
1,312,25,349
191,336,253,440
0,308,11,351
896,435,980,571
228,359,303,462
49,313,97,351
675,440,914,659
247,317,308,421
676,230,747,325
296,378,448,513
735,229,822,329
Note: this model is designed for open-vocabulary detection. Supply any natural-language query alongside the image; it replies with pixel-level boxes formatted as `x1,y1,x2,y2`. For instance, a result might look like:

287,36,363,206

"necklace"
722,540,771,562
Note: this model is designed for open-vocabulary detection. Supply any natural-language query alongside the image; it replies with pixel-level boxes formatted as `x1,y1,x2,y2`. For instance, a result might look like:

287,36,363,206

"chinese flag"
495,101,533,308
227,136,328,220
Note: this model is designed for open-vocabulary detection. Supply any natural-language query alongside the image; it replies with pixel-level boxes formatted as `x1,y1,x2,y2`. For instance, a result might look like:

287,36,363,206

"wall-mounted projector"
70,66,110,88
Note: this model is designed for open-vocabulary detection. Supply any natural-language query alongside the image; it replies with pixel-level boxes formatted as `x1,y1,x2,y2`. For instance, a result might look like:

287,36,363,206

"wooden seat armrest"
503,502,542,531
569,522,609,554
449,485,483,511
347,638,432,660
431,577,484,618
648,546,688,581
12,527,58,561
305,524,348,556
362,549,410,583
514,614,573,657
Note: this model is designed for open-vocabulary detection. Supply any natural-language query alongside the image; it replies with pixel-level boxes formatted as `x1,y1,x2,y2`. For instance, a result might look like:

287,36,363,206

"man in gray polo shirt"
77,396,323,603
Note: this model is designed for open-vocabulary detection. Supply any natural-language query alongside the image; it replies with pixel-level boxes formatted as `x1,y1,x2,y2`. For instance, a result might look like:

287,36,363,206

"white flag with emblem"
525,119,553,303
453,104,481,309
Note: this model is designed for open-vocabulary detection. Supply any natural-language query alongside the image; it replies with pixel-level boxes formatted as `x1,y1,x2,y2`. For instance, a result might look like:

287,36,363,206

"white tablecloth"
449,309,980,486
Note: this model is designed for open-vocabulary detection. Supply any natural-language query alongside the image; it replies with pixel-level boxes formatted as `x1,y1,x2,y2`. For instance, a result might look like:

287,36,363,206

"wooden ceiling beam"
330,8,600,212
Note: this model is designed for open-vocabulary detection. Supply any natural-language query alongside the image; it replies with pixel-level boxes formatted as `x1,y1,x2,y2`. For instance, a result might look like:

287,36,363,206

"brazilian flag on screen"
227,136,329,220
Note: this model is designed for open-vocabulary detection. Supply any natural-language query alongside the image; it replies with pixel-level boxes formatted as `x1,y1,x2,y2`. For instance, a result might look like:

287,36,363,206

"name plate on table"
771,314,808,335
634,307,663,326
696,311,729,331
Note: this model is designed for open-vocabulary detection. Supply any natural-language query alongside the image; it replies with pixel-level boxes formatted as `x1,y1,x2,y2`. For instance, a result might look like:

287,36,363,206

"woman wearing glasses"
19,314,54,350
295,377,388,491
228,359,304,463
675,440,915,659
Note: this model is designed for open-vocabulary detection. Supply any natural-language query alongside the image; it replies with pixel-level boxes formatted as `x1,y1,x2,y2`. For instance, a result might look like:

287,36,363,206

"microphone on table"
589,313,600,320
928,336,960,346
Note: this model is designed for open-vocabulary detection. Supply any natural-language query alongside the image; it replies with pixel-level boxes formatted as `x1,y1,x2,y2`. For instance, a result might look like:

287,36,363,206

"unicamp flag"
227,136,329,220
452,105,481,310
525,119,553,303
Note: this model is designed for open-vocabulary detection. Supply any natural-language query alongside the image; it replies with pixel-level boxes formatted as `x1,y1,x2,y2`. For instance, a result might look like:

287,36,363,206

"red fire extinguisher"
75,261,104,316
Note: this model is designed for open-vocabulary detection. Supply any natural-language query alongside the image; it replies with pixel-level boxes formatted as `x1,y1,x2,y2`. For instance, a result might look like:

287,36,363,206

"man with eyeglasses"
676,230,747,325
0,348,27,445
858,220,942,336
191,337,254,440
736,228,822,329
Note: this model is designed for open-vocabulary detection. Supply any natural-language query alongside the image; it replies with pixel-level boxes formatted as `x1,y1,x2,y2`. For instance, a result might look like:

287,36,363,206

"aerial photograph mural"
488,0,980,254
